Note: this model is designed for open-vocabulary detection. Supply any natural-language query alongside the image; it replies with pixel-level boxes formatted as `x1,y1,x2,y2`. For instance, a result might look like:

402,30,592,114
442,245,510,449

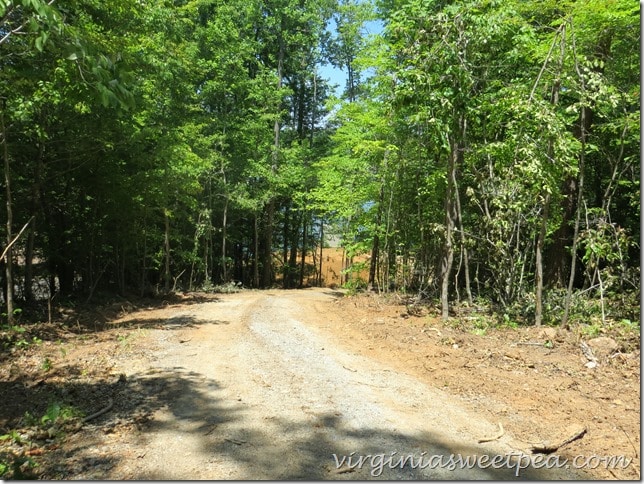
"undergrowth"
0,402,83,479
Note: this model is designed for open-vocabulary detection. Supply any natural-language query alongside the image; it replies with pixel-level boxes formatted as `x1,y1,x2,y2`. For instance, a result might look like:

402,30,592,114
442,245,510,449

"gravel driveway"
87,289,587,480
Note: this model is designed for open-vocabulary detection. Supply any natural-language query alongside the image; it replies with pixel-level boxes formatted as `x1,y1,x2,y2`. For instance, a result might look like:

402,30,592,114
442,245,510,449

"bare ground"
0,288,639,480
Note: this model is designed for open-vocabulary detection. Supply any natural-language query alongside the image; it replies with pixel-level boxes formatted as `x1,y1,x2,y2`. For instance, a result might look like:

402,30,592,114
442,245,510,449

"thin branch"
0,22,26,44
0,216,34,262
602,121,631,206
0,4,16,27
0,0,57,45
529,23,565,103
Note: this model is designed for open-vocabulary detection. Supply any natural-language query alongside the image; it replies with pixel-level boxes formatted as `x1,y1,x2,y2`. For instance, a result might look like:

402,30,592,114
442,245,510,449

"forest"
0,0,640,327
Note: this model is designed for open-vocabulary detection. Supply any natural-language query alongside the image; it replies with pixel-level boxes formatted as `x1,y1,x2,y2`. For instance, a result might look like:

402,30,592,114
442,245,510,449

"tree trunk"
2,104,14,324
261,201,275,288
189,211,202,291
24,218,36,303
296,76,306,141
287,211,299,288
221,197,228,282
534,193,550,327
24,143,44,304
453,176,472,304
563,22,592,328
545,24,607,289
318,219,324,287
141,209,148,296
282,204,290,288
368,184,384,290
535,22,565,326
261,33,284,288
164,210,171,293
562,126,586,328
310,71,316,148
253,212,260,288
453,122,472,304
440,141,458,321
299,214,307,288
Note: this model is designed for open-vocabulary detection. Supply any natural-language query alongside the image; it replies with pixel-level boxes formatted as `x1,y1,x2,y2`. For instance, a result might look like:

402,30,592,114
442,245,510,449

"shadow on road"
0,363,592,480
62,371,584,481
0,366,240,479
185,415,588,480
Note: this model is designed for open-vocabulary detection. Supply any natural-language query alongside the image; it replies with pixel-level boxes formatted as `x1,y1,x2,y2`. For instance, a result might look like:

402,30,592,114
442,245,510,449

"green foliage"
342,276,367,295
0,449,37,480
618,318,639,333
20,401,82,431
469,318,489,336
0,430,23,445
41,357,52,371
15,336,42,348
210,282,243,294
1,309,23,328
0,322,42,350
0,400,82,479
580,321,602,338
500,314,520,330
0,0,637,328
39,402,81,426
356,0,639,321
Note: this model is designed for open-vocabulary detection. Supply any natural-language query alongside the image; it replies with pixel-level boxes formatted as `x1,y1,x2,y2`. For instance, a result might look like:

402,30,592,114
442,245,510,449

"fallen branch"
478,422,504,443
422,327,442,337
328,465,356,475
618,425,639,459
531,425,587,454
83,398,114,423
422,362,436,372
224,438,246,445
580,342,597,362
355,381,387,389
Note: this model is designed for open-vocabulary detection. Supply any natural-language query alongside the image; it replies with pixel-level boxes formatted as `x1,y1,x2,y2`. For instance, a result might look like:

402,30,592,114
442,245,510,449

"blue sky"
317,62,346,97
317,19,384,97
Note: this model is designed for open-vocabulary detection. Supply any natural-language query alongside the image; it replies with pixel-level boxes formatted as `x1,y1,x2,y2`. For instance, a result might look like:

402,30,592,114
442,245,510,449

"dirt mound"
311,292,640,480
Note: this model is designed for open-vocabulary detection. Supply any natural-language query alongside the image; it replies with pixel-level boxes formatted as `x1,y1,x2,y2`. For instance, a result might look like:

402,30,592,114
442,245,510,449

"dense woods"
0,0,639,326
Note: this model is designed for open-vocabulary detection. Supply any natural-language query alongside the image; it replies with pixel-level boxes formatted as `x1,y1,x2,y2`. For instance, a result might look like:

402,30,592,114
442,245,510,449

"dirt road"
45,288,597,480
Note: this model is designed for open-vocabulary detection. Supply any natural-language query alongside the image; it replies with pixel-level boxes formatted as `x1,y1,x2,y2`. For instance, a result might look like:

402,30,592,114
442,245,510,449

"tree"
1,0,63,321
0,0,636,332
